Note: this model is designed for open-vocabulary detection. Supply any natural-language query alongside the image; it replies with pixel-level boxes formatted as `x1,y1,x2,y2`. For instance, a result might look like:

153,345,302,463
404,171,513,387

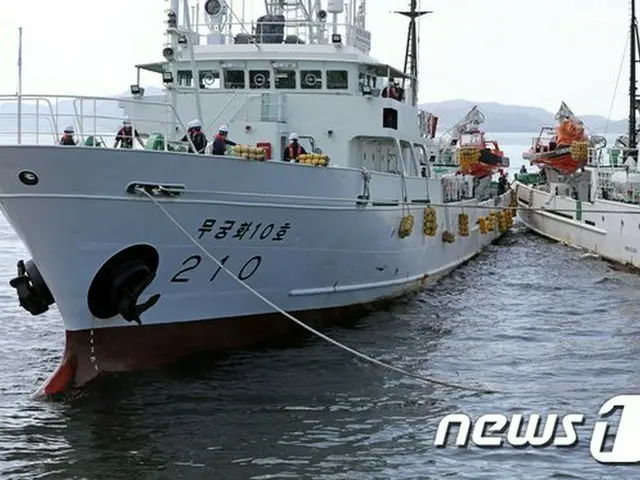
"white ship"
0,0,513,397
514,0,640,269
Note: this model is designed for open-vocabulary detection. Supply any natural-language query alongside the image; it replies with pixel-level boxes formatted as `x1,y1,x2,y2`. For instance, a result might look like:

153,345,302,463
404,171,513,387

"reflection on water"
1,213,640,477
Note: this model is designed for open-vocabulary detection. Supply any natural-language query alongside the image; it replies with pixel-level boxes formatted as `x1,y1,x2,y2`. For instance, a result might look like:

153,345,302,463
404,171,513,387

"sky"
0,0,632,119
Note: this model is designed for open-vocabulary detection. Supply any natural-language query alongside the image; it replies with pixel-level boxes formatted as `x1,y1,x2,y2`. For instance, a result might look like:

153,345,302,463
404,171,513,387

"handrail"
175,20,369,54
203,90,244,133
0,93,198,152
0,96,59,143
226,93,264,124
0,108,58,144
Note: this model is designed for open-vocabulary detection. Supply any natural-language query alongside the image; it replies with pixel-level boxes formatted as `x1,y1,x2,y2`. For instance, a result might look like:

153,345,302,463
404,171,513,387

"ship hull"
465,150,506,178
515,181,640,267
525,147,583,175
42,258,472,397
0,146,512,396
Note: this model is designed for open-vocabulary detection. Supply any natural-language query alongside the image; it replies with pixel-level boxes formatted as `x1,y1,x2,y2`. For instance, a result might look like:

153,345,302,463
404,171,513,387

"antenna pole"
630,0,638,151
395,1,431,107
17,27,23,145
183,0,203,124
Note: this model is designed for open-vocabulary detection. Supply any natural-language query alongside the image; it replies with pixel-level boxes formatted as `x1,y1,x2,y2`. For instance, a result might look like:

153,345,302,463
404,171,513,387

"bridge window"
383,108,398,129
327,70,348,89
301,70,322,89
358,73,376,88
249,70,270,89
224,70,245,89
178,70,193,87
199,70,221,89
275,69,296,89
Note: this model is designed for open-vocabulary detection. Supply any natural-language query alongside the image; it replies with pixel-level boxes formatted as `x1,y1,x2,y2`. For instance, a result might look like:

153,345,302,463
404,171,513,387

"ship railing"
435,146,459,167
193,91,287,136
184,20,371,54
529,128,556,148
587,147,602,166
206,91,287,128
0,94,195,151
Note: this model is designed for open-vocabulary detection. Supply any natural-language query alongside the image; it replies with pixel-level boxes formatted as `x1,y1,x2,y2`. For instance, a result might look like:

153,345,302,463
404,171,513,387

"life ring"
304,73,317,87
253,73,266,87
202,74,215,86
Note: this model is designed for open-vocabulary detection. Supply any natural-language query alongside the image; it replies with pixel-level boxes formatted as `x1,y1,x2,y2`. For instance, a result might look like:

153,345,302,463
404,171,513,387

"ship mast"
629,0,639,153
395,0,431,107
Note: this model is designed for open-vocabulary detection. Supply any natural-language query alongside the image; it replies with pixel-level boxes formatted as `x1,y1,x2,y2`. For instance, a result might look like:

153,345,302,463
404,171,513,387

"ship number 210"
170,254,262,283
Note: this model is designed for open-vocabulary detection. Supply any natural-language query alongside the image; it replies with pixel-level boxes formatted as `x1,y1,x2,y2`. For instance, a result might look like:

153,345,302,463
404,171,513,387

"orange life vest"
288,143,301,159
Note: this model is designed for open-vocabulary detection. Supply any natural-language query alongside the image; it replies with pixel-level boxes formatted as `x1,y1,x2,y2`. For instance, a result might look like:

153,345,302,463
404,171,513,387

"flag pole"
17,27,23,145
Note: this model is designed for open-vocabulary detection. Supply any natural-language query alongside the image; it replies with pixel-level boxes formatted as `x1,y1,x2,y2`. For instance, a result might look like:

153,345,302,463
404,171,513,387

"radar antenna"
395,0,431,107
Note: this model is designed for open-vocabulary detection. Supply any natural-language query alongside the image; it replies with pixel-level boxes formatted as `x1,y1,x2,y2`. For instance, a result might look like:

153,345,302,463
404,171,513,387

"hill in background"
419,99,627,134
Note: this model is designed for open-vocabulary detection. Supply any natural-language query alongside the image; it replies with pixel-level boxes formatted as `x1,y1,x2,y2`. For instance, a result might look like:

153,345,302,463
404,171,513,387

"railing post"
36,100,40,144
93,98,97,144
55,99,59,141
80,100,84,144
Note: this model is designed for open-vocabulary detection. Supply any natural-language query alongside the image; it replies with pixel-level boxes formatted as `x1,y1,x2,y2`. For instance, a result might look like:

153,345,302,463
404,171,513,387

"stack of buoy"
498,210,509,233
442,230,456,243
457,147,481,174
423,207,437,236
398,214,415,238
487,211,497,232
458,213,470,237
570,141,589,162
478,216,488,234
505,208,514,228
509,191,518,208
232,145,266,161
298,153,330,167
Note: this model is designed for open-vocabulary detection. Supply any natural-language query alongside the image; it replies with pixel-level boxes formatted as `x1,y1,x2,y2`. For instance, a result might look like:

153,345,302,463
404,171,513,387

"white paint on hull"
515,181,640,267
0,146,511,332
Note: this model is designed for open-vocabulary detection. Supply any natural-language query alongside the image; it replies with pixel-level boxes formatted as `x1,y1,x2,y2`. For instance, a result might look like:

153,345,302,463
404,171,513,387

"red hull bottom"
35,295,419,399
530,151,584,175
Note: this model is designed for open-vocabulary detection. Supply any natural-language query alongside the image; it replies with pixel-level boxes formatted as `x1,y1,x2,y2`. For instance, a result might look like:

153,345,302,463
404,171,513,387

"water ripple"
0,215,639,478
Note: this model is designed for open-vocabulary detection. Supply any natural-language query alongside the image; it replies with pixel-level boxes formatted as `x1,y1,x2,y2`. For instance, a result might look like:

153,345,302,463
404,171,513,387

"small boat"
522,102,590,175
440,106,510,179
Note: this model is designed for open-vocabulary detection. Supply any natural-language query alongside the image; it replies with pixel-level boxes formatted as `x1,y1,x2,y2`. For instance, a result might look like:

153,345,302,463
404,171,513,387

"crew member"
60,125,76,146
181,119,208,154
382,79,399,100
497,171,508,195
211,124,236,155
282,132,307,162
113,116,145,149
519,165,527,174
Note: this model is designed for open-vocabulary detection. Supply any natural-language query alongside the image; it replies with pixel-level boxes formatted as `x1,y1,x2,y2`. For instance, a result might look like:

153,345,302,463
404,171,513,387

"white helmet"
289,132,299,141
219,124,229,133
63,125,74,133
188,119,201,129
123,115,131,125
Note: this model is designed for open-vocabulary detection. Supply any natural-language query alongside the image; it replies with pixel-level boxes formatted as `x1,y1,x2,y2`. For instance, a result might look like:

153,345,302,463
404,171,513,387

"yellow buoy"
458,213,470,237
422,207,437,237
478,216,487,234
399,214,415,239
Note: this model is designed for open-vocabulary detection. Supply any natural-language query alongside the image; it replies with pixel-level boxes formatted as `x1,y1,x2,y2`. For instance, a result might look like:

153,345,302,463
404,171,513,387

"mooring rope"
135,187,500,395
